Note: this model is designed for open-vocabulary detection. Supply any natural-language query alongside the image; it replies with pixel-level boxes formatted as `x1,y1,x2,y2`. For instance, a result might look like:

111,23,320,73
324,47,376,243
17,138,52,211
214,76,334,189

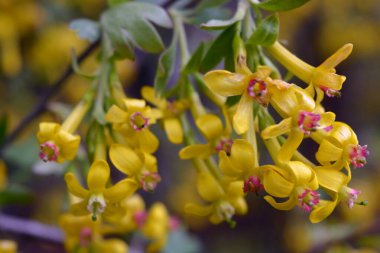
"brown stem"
0,39,100,156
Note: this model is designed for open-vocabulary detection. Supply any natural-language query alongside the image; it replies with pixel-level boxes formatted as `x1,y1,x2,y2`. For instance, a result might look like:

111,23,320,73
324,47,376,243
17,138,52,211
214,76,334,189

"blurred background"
0,0,380,252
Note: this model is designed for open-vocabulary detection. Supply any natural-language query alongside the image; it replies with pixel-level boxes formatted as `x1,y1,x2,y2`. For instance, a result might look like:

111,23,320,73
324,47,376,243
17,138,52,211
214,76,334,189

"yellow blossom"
37,99,90,163
65,160,138,221
179,114,232,159
109,144,161,192
105,98,160,153
141,86,189,144
0,240,17,253
261,161,319,213
266,41,352,101
261,91,335,163
0,160,7,190
185,171,247,225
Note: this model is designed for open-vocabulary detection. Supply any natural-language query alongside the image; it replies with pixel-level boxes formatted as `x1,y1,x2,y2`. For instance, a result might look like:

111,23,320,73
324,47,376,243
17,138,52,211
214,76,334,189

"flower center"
243,176,264,194
39,141,59,162
320,86,341,98
216,201,235,222
215,138,233,155
247,79,269,106
297,111,321,135
79,227,92,247
87,194,106,221
298,189,320,212
133,210,147,227
340,186,362,209
140,172,161,192
349,144,369,168
130,112,149,131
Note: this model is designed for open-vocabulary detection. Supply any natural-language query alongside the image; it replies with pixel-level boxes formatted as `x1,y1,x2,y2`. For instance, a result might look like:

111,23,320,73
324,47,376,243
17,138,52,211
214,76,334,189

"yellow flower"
204,66,272,134
37,99,90,163
185,171,247,225
218,139,264,194
179,114,232,159
316,122,369,176
65,160,138,221
0,160,7,190
266,41,352,100
109,144,161,192
105,98,160,154
0,240,17,253
141,202,170,253
261,92,335,163
141,86,189,144
261,161,319,212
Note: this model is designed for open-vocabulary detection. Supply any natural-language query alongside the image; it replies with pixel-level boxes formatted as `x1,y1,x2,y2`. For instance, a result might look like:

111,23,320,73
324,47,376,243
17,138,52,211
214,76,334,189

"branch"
0,40,100,156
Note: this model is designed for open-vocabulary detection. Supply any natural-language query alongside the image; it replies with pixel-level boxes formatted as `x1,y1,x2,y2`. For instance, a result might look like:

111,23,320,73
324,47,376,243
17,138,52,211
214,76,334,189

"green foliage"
100,2,172,59
69,19,100,43
0,114,8,145
0,186,33,206
255,0,311,11
247,14,279,46
183,43,204,74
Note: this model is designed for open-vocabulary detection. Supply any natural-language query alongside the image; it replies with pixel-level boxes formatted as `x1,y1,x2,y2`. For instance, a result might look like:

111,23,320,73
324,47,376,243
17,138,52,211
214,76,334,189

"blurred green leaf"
0,186,33,206
200,25,236,72
154,37,177,96
247,14,279,46
226,95,241,107
69,18,100,43
195,0,229,11
201,0,247,30
255,0,310,11
163,227,202,253
183,43,204,74
101,2,172,58
0,114,8,145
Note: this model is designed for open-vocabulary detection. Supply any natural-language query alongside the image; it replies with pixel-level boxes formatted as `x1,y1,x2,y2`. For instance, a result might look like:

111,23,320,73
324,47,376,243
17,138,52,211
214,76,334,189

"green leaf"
100,2,172,58
69,18,100,42
247,14,279,46
107,0,130,6
0,114,8,145
256,0,311,11
226,95,241,107
195,0,229,11
200,25,236,73
0,186,33,206
201,0,247,30
154,39,176,96
183,43,204,74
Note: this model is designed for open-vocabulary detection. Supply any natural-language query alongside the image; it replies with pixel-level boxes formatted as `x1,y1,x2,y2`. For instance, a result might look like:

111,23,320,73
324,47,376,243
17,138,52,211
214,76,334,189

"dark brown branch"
0,39,100,156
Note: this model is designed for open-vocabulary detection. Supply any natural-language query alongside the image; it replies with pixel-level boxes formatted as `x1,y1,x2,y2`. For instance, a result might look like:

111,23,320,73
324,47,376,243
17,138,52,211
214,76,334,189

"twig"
0,40,100,156
0,213,63,242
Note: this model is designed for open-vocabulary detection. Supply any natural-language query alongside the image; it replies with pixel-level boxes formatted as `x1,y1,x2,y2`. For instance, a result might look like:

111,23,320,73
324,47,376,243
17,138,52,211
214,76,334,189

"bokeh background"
0,0,380,252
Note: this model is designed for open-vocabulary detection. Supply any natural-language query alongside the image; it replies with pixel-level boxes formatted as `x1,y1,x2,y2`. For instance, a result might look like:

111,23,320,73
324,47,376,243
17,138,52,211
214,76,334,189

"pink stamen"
141,172,161,192
215,138,233,155
346,188,361,208
247,79,269,106
39,141,59,162
298,111,321,135
79,227,92,247
243,176,264,194
298,189,320,212
320,86,341,98
130,112,149,131
169,216,181,231
349,145,369,168
133,210,147,227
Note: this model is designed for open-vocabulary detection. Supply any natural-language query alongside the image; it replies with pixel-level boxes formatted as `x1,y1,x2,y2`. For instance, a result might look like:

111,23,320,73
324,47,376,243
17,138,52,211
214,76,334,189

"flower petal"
69,200,89,216
329,122,357,145
277,128,304,163
219,151,242,178
229,139,255,173
105,105,128,124
179,144,212,160
184,203,213,216
163,118,183,144
309,197,339,223
264,195,297,211
138,129,159,154
87,160,110,192
55,131,80,160
316,140,343,164
319,112,335,128
109,144,142,176
261,118,292,139
196,114,223,141
104,179,138,202
37,122,60,143
253,66,272,79
263,168,294,198
320,44,353,70
141,86,166,108
124,98,146,112
64,173,89,198
287,161,314,185
204,70,247,96
197,172,224,202
315,167,347,193
233,92,252,134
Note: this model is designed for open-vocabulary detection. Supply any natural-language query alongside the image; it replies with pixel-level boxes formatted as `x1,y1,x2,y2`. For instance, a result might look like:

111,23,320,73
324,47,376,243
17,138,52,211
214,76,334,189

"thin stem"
172,11,190,67
244,105,259,167
0,40,100,156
